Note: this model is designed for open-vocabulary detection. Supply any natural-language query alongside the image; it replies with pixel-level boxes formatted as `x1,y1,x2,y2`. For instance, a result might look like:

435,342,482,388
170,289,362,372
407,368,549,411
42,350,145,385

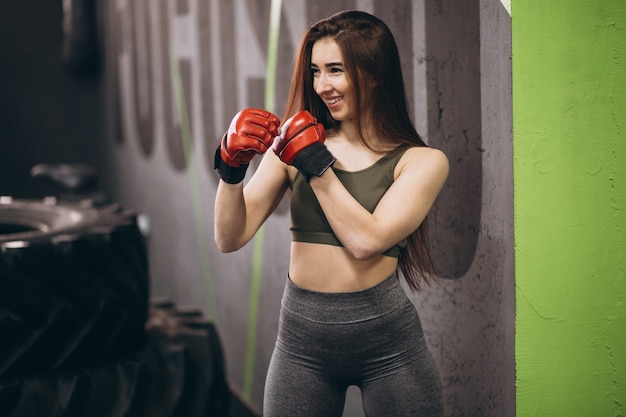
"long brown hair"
284,10,437,291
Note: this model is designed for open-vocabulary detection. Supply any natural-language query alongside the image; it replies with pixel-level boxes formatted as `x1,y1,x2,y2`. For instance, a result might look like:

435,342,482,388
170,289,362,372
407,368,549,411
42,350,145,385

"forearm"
309,171,389,260
214,153,289,252
213,108,282,251
310,148,449,260
214,181,248,252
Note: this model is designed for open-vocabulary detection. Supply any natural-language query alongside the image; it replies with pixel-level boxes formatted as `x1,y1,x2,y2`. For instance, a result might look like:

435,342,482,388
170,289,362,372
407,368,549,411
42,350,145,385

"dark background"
0,1,105,200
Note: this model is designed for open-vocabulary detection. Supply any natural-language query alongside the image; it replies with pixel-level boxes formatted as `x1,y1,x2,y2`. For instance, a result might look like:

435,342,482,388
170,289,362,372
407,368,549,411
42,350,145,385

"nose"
314,73,332,95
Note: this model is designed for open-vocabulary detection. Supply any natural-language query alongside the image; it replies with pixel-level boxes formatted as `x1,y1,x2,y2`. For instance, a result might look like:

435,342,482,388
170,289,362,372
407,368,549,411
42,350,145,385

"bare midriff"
288,241,398,293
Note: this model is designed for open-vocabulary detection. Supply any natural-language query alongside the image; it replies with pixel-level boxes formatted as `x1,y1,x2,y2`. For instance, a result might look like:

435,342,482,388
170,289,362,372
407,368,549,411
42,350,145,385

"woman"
214,10,448,417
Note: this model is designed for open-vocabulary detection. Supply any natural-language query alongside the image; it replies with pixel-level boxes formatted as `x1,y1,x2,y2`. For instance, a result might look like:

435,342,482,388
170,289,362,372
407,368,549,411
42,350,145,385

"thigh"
360,351,443,417
263,347,347,417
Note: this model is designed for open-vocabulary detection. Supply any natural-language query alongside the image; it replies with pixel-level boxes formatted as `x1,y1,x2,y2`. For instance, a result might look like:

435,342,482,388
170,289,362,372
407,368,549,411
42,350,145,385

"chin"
328,110,346,121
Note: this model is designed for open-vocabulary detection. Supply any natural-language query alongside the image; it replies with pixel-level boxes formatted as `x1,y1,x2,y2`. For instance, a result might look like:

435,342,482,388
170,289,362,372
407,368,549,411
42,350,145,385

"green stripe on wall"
513,1,626,415
169,42,217,322
242,0,283,401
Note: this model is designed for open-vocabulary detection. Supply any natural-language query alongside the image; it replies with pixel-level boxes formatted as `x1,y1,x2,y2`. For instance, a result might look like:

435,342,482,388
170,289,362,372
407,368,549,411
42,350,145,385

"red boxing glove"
273,111,335,180
221,108,280,167
215,108,280,184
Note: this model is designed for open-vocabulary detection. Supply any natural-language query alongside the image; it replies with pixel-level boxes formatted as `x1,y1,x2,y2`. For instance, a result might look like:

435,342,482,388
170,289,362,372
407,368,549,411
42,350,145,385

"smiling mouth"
326,97,342,105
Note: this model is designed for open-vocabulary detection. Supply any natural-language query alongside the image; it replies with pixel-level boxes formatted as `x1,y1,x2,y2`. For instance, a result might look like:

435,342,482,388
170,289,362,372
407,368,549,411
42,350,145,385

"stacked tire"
0,197,149,376
0,197,230,417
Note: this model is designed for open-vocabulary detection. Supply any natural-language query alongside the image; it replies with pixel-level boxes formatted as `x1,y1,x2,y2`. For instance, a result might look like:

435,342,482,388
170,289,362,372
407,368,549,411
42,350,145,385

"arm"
213,108,288,252
272,111,448,260
214,151,289,252
310,147,449,260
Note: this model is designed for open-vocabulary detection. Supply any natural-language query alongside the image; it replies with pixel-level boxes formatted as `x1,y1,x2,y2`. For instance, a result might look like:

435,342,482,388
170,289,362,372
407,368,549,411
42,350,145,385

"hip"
275,274,428,380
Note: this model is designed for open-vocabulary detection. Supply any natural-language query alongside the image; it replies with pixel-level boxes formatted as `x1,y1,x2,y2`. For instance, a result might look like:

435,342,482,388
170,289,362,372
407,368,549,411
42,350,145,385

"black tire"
0,301,231,417
0,197,149,378
0,198,235,416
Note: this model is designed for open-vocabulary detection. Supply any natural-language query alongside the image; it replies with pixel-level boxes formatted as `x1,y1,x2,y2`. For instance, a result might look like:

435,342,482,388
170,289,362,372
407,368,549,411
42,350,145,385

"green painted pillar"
513,1,626,415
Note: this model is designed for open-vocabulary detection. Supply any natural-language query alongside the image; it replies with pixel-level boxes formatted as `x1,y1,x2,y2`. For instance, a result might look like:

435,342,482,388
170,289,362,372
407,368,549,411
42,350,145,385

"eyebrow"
311,62,344,68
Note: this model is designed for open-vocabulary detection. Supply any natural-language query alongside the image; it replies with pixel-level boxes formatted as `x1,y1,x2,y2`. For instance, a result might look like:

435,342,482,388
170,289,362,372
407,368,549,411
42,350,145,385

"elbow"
215,240,231,253
214,235,243,253
345,233,397,260
352,250,380,261
346,241,381,261
351,250,377,261
216,242,237,253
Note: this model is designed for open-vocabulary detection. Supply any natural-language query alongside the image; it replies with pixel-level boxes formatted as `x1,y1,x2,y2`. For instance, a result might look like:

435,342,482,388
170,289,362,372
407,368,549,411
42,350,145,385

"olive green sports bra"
290,148,408,258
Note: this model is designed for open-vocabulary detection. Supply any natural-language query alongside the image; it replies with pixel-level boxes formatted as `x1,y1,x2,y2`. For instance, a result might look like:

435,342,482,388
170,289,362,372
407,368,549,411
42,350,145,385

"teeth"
328,97,341,104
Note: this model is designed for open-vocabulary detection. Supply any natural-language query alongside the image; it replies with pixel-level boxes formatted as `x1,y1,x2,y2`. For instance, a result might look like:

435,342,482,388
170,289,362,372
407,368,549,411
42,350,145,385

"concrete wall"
512,1,626,415
100,0,514,415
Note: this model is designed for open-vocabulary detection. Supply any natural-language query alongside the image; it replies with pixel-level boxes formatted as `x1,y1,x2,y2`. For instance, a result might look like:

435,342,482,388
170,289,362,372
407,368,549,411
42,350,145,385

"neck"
337,119,361,143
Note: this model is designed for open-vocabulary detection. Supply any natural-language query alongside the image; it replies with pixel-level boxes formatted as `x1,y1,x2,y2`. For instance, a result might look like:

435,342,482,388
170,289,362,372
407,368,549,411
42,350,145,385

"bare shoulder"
397,146,449,179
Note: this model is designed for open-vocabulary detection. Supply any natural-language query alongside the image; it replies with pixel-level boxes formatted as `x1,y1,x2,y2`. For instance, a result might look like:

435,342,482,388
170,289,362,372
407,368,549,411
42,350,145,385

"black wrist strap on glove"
292,142,336,182
214,146,248,184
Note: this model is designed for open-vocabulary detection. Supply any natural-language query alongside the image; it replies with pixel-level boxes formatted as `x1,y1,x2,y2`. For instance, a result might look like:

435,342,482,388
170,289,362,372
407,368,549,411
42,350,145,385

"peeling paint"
500,0,511,16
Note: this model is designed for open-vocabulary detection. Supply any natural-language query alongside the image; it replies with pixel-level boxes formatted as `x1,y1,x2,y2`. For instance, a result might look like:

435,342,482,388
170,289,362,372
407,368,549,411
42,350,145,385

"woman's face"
311,38,355,122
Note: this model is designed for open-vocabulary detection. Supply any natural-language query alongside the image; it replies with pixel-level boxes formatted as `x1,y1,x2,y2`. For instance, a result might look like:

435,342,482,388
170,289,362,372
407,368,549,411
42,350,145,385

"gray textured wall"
100,0,514,415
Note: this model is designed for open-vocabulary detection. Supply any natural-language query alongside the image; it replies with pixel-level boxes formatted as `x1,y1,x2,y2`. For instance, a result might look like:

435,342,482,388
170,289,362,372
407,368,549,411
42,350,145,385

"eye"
310,66,320,77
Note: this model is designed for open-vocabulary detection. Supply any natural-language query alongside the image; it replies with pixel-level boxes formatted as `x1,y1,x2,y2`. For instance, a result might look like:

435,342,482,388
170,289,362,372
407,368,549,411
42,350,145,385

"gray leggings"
263,275,443,417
